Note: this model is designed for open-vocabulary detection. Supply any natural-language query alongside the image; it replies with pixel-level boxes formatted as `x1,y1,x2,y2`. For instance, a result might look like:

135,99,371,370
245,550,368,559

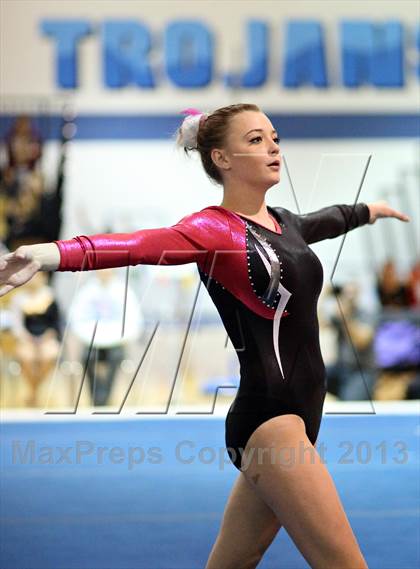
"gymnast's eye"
250,136,280,144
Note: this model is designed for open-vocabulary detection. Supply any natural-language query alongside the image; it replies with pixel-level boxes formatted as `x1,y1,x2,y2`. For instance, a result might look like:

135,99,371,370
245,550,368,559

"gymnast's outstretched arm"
53,223,209,271
294,200,410,245
0,210,230,296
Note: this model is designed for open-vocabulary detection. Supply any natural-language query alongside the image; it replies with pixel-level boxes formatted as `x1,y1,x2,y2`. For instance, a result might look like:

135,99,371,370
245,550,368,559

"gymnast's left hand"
367,200,411,224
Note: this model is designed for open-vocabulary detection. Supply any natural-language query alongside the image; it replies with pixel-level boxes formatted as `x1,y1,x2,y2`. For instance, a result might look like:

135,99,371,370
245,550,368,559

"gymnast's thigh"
205,471,282,568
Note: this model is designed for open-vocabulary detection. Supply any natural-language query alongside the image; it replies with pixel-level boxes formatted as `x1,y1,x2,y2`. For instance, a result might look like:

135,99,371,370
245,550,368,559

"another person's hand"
0,247,41,297
367,200,410,224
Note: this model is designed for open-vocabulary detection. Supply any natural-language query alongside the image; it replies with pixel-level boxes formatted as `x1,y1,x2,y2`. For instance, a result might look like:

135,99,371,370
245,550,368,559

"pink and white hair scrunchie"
179,107,209,149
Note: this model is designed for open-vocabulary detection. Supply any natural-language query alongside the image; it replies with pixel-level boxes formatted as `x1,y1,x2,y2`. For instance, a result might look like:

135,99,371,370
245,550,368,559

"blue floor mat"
1,413,419,569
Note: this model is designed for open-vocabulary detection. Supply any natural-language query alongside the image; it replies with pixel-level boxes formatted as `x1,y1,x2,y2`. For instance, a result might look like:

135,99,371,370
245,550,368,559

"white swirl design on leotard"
248,226,292,380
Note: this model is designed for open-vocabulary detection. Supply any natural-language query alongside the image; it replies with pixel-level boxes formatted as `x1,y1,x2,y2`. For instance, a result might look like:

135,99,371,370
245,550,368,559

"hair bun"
178,114,202,149
176,109,209,150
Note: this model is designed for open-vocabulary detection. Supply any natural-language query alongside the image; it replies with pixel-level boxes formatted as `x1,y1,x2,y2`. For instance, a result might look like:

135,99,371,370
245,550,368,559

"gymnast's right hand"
0,246,41,297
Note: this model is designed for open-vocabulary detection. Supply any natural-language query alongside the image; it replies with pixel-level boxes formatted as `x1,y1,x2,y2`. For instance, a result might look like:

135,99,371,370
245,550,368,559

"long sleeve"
53,209,230,272
295,202,370,245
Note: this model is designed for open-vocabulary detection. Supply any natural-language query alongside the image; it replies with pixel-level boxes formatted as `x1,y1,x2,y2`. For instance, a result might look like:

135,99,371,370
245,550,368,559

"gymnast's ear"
211,148,231,171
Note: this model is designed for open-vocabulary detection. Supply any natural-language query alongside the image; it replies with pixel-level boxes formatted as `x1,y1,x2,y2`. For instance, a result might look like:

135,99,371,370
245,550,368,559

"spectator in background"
10,270,61,406
5,115,42,172
4,169,44,248
376,259,410,308
324,282,377,401
68,268,143,406
1,115,65,251
372,258,418,400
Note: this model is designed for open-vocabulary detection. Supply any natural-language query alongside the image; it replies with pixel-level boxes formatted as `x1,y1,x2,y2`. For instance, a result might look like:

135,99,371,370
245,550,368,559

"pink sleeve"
54,210,230,272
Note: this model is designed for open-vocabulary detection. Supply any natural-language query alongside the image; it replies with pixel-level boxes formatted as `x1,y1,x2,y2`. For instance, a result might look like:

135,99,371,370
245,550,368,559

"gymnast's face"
212,111,281,188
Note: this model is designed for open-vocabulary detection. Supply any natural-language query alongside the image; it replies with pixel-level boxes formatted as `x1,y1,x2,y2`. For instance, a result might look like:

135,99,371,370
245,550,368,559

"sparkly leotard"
54,202,370,470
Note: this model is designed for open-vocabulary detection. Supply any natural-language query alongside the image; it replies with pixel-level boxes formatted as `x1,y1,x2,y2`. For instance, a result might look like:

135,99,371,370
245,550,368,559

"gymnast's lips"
267,160,280,168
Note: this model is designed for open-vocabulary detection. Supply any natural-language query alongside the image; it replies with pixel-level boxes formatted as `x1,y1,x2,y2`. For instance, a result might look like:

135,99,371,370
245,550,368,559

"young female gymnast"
0,103,410,569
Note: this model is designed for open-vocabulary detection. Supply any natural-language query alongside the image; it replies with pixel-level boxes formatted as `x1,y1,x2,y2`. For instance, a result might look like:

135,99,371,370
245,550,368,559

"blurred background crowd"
1,114,419,410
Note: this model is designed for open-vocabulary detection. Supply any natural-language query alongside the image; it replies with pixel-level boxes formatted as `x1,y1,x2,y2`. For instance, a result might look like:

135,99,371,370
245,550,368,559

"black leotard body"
55,202,370,470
